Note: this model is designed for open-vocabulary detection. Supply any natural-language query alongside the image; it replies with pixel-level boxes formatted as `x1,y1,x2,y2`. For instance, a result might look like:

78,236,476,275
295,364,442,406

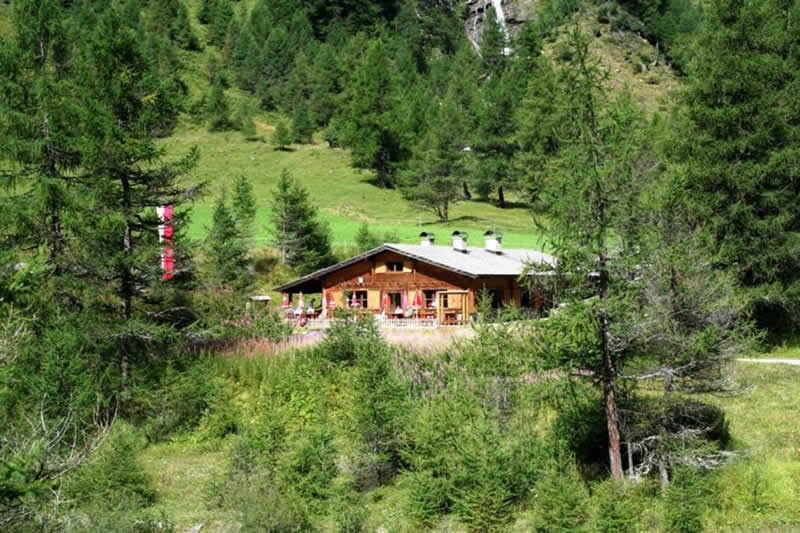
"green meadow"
164,117,548,251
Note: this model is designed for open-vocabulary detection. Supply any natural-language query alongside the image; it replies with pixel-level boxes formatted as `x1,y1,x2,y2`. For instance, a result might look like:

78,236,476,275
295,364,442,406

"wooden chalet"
274,231,557,325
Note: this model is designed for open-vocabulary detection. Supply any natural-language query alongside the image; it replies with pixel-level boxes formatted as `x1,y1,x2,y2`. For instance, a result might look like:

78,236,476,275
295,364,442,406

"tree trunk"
603,357,624,481
627,440,634,479
463,181,472,199
598,257,624,481
120,175,133,390
659,456,669,493
497,185,505,208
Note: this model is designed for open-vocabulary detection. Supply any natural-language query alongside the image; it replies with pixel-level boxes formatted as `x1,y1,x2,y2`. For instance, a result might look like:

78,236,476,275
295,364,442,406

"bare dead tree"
0,400,112,529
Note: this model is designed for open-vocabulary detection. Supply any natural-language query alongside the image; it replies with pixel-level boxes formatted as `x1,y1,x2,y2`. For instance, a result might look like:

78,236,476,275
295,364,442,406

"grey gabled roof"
273,243,557,293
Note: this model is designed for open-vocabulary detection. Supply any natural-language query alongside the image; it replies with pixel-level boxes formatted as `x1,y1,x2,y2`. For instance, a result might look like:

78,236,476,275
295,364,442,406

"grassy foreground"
138,356,800,532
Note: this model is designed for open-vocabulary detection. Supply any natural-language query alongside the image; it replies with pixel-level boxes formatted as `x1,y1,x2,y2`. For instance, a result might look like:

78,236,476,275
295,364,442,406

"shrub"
65,421,156,510
531,453,591,532
592,479,640,532
318,314,383,365
665,467,707,533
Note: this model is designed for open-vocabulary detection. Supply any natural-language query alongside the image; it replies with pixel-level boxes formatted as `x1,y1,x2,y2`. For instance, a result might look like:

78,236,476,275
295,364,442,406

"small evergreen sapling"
273,120,292,150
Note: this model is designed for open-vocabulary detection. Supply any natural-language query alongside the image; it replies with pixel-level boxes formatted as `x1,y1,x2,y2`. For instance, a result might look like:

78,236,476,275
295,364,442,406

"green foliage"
66,421,156,509
146,0,200,51
206,78,233,131
270,169,334,274
591,479,640,532
273,119,293,150
531,453,591,532
664,467,708,533
291,98,315,144
341,39,405,187
204,188,252,289
231,175,257,243
672,0,800,332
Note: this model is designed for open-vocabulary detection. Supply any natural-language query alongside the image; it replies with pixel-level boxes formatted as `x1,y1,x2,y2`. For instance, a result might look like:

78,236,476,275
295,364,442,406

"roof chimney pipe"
484,230,503,254
451,231,468,253
419,231,436,247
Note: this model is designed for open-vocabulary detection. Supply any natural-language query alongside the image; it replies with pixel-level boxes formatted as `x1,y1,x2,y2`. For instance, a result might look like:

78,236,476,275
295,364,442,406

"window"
423,290,448,308
347,290,368,308
389,292,402,309
423,290,436,308
387,261,404,272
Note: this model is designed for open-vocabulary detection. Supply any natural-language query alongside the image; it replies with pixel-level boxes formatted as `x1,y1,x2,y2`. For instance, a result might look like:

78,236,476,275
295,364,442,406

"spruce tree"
205,189,251,289
273,120,292,150
673,0,800,331
232,175,258,245
342,39,404,188
0,0,81,285
209,0,234,47
207,78,233,131
270,170,333,274
291,98,315,144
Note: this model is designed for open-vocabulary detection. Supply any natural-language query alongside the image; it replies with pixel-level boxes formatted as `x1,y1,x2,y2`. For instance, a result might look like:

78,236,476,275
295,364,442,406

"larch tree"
0,0,81,284
74,5,201,393
534,28,652,481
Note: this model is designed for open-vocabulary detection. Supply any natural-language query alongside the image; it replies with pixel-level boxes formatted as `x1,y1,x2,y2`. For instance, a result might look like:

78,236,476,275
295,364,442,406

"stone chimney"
419,231,436,247
451,231,468,253
484,230,503,254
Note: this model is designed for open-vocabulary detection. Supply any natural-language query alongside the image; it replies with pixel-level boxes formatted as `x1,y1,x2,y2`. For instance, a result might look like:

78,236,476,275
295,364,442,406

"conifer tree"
273,120,292,150
481,5,508,76
209,0,234,47
534,29,651,481
673,0,800,331
401,85,466,222
205,188,251,289
232,175,257,245
146,0,199,50
207,78,233,131
0,0,81,284
472,72,517,206
74,5,200,391
342,39,404,188
270,170,333,274
291,99,315,144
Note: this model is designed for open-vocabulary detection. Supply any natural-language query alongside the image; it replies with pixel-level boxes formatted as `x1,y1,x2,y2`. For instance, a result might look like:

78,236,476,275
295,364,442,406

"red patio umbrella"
401,290,409,310
281,293,289,308
413,289,423,308
350,290,358,308
381,291,389,312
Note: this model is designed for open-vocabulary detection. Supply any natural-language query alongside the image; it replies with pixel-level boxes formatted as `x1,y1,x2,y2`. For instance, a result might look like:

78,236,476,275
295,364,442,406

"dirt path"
737,358,800,366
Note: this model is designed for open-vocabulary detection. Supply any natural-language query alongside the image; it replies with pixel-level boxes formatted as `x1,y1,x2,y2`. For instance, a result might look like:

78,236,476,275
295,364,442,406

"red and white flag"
157,205,174,280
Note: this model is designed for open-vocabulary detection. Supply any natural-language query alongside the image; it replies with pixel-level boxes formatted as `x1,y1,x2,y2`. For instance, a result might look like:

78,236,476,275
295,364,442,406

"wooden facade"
279,248,552,324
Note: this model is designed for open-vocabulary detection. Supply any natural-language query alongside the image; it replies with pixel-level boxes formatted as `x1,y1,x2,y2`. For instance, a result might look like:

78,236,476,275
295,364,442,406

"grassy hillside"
166,115,548,250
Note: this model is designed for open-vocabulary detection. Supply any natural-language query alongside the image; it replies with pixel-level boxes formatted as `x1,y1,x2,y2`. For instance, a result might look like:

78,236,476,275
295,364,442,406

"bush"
318,314,383,365
65,421,156,510
665,467,707,533
592,479,640,532
531,453,591,532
